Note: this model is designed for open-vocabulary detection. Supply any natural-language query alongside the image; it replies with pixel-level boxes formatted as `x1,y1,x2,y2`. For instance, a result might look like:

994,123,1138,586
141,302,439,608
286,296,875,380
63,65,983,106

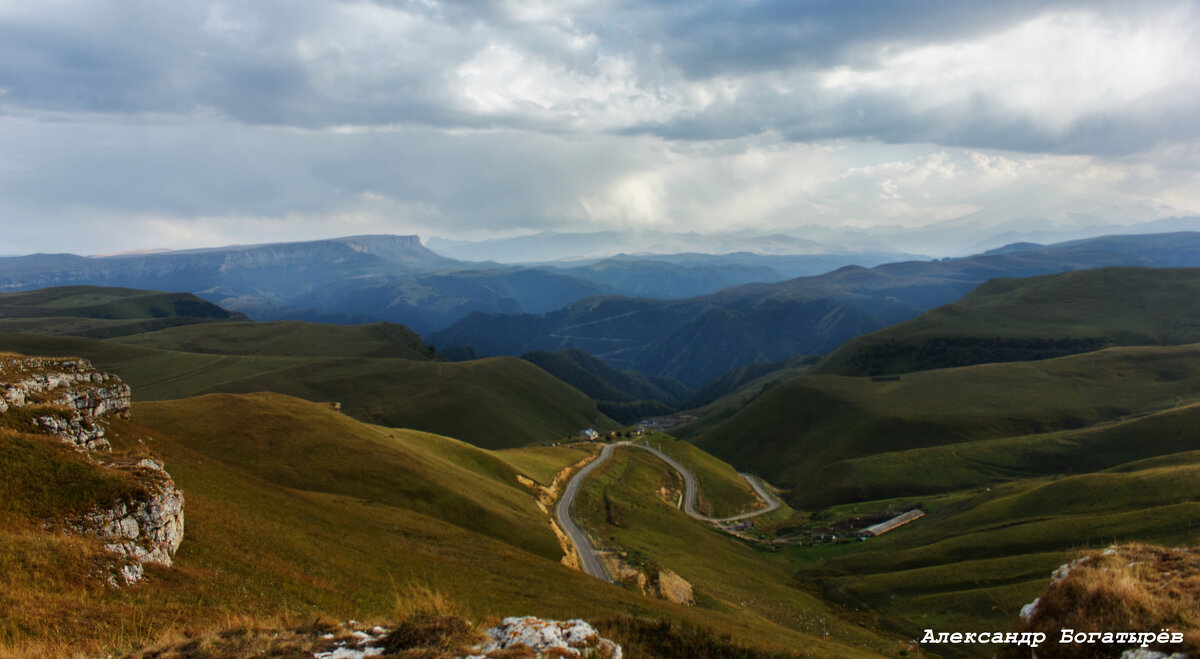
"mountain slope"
1,379,893,656
695,344,1200,508
137,392,559,555
110,319,438,360
3,237,884,336
817,267,1200,375
0,235,453,296
0,332,614,448
572,444,890,656
521,349,693,422
432,294,882,387
0,285,247,338
807,453,1200,642
0,285,240,320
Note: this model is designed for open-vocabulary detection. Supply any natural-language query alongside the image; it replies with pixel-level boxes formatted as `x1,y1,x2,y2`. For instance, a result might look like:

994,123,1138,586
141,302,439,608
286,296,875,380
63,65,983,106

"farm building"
857,509,925,537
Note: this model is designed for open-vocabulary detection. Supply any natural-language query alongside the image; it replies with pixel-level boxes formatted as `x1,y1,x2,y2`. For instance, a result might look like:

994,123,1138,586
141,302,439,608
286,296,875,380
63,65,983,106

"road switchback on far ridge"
629,442,782,522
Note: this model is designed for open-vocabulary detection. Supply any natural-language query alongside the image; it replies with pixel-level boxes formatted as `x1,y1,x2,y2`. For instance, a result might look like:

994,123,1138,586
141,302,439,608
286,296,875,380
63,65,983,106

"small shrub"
382,615,472,653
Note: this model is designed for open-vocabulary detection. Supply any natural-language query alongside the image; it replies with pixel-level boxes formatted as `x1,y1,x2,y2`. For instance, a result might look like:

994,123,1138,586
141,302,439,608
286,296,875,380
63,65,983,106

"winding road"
555,443,618,581
554,441,783,581
629,443,782,522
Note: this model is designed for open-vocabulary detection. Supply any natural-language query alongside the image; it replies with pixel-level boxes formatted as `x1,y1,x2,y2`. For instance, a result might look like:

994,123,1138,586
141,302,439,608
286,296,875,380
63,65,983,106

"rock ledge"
1,353,184,586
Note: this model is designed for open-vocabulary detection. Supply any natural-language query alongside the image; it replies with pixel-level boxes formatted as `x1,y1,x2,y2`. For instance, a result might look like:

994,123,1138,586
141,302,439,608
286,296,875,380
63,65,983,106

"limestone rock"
76,458,185,569
31,412,111,451
2,354,183,586
472,617,622,659
0,355,131,451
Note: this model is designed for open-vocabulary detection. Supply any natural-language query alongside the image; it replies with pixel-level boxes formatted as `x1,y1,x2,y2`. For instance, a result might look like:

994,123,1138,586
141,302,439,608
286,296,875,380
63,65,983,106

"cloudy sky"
1,0,1198,256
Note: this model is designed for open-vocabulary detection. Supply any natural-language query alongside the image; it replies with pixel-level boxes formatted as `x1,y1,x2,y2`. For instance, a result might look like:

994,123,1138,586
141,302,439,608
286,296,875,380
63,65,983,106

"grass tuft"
1011,543,1200,658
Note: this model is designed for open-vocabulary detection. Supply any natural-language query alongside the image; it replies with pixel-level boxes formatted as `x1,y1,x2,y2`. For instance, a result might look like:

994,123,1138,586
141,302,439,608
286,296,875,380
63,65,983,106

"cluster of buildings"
575,426,651,442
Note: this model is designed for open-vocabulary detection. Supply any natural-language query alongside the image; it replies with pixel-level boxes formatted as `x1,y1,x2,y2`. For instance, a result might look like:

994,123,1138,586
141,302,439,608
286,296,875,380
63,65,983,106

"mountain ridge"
432,232,1200,387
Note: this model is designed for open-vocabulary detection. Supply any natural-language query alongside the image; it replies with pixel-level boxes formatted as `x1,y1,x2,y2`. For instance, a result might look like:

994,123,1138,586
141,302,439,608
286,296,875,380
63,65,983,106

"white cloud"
454,41,713,131
819,8,1199,132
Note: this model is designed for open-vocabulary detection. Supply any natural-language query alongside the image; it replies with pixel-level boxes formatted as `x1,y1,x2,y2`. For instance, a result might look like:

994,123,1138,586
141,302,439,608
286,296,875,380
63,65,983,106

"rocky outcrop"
29,412,111,451
469,617,622,659
136,617,622,659
72,457,186,586
0,355,131,451
657,569,695,606
1,354,183,586
601,554,695,606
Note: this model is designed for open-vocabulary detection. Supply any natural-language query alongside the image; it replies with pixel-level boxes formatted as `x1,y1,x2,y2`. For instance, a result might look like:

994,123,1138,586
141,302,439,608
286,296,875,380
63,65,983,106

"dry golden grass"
383,584,488,656
1013,543,1200,658
125,587,489,659
391,582,463,621
124,619,335,659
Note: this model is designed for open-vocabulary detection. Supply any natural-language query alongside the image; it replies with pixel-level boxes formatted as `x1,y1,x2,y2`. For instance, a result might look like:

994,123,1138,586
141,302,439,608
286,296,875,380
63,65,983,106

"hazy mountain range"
430,232,1200,385
428,217,1199,262
4,230,1200,387
0,233,912,334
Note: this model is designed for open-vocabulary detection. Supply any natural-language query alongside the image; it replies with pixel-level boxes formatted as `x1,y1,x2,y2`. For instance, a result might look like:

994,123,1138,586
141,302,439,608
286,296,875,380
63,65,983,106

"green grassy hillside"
0,388,893,657
813,401,1200,504
697,344,1200,508
0,285,246,339
0,430,146,524
818,267,1200,376
0,285,240,320
800,455,1200,640
684,336,1200,647
0,333,615,449
673,357,815,441
110,319,437,360
522,349,693,422
137,393,560,555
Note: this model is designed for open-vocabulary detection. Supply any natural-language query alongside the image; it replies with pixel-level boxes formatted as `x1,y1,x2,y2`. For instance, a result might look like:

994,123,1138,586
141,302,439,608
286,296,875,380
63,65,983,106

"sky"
1,0,1198,256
